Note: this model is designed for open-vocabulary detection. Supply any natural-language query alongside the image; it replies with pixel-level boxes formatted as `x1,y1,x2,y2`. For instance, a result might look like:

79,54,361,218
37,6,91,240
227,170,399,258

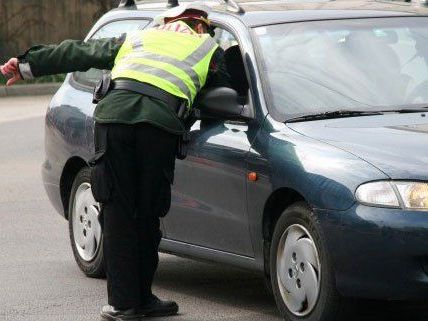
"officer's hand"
0,58,22,86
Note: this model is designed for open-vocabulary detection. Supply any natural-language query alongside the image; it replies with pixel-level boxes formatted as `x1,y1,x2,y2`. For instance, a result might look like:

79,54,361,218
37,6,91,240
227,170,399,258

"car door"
163,28,255,257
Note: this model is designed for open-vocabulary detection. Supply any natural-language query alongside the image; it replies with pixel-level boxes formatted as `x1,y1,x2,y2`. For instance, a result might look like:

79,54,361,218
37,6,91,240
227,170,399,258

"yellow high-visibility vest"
111,21,219,107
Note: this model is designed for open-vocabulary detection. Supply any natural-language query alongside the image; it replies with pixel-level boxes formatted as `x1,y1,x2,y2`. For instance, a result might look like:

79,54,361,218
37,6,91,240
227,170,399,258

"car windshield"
254,17,428,119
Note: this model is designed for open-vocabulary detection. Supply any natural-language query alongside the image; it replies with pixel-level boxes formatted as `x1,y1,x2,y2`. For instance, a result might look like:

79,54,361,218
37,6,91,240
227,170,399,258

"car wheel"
68,167,105,278
270,202,344,321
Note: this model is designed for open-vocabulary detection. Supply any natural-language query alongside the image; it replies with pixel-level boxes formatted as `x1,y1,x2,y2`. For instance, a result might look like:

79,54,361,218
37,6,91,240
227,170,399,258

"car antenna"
118,0,136,8
167,0,179,7
218,0,245,14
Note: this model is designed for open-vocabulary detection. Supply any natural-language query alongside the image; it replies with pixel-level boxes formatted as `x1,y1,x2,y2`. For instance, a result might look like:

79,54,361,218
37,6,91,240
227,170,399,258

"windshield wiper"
378,107,428,113
285,110,384,123
285,107,428,123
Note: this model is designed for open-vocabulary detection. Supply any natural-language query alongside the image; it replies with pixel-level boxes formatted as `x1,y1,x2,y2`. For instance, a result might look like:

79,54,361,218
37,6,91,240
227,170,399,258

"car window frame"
69,17,152,93
210,20,257,121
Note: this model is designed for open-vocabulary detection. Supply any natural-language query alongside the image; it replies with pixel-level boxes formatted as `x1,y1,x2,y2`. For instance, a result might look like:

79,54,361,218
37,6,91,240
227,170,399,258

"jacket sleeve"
204,47,232,89
17,35,125,80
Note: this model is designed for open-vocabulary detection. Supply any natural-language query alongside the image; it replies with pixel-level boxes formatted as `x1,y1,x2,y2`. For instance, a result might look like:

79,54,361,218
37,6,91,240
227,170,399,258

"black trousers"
93,122,178,308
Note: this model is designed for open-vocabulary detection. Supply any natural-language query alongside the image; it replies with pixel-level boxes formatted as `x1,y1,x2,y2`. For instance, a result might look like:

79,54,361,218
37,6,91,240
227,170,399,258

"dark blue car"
42,1,428,320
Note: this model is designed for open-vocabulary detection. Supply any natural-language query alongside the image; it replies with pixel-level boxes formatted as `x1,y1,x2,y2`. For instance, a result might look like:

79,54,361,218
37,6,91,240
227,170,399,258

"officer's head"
167,10,211,34
155,3,214,36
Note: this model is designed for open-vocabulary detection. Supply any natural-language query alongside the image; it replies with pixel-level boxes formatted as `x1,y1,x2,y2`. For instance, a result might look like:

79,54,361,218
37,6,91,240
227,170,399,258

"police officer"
1,3,230,320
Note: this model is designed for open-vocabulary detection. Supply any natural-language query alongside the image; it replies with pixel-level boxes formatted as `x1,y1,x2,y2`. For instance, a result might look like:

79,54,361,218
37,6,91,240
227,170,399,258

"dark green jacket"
17,35,231,135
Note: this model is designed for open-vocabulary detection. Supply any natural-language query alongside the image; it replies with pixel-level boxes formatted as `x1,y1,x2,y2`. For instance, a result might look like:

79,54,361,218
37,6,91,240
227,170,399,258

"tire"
68,167,105,278
270,202,345,321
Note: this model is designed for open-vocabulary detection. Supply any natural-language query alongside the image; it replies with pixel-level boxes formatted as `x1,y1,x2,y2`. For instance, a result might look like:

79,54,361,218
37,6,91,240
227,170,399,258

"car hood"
287,113,428,180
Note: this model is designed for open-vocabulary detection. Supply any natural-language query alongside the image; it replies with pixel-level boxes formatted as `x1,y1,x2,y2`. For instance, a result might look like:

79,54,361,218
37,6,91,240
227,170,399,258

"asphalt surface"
1,95,428,321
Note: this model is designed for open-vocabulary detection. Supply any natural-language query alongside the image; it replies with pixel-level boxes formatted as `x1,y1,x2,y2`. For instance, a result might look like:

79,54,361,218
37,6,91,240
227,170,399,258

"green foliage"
0,73,66,85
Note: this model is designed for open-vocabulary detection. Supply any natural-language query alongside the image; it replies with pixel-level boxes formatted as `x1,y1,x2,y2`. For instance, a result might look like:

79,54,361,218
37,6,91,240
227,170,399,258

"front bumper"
317,204,428,300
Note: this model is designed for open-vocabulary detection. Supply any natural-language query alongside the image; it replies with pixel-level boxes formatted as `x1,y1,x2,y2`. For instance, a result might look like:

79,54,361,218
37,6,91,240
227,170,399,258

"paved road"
0,95,428,321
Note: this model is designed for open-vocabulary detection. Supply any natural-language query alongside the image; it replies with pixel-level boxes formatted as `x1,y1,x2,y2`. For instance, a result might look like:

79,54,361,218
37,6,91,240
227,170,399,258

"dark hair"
182,18,208,31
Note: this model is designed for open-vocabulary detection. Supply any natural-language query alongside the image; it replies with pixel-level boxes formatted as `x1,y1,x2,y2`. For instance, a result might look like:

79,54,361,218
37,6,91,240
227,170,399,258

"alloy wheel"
276,224,321,316
71,182,102,262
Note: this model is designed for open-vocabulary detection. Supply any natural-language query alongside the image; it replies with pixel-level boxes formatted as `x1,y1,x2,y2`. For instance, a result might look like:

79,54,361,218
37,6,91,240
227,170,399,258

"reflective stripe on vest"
111,21,219,106
115,62,193,99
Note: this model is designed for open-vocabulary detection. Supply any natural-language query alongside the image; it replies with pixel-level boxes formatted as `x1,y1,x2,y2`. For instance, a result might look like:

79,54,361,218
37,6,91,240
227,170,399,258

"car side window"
213,26,250,103
214,27,239,51
72,19,150,88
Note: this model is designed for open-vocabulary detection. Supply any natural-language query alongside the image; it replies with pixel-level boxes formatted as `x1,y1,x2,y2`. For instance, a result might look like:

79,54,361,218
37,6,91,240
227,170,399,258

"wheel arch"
262,187,305,279
60,156,88,220
262,187,306,242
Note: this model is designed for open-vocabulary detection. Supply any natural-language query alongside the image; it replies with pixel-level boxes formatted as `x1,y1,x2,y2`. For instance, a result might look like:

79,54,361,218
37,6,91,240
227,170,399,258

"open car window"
72,19,150,88
214,26,250,102
214,27,238,50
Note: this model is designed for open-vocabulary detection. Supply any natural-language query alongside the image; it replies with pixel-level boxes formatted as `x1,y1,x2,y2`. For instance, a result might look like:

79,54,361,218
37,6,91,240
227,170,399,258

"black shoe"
100,305,141,321
139,295,179,317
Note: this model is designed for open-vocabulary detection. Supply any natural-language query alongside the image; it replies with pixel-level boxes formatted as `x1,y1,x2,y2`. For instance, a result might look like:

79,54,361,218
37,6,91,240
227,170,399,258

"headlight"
356,181,399,208
395,182,428,209
356,181,428,210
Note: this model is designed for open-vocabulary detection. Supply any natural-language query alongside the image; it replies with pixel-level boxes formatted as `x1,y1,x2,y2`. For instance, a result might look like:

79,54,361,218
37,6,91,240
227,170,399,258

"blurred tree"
0,0,120,64
87,0,121,20
0,2,47,62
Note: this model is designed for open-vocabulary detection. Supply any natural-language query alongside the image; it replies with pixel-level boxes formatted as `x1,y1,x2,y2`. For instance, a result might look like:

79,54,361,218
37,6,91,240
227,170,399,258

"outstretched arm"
1,36,125,86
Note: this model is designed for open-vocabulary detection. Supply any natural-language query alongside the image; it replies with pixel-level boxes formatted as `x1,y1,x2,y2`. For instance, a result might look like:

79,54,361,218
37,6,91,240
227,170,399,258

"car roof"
110,0,428,27
239,0,428,26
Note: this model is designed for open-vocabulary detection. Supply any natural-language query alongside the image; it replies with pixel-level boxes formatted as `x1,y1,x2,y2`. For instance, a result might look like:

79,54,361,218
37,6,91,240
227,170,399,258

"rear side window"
72,19,150,88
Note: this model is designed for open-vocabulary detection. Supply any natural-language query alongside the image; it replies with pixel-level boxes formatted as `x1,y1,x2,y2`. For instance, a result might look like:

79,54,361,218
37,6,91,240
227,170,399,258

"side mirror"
195,87,251,120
